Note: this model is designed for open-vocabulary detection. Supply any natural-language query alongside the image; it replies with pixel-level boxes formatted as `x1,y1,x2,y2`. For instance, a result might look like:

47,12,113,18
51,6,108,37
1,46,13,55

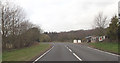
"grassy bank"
88,42,119,54
3,43,51,61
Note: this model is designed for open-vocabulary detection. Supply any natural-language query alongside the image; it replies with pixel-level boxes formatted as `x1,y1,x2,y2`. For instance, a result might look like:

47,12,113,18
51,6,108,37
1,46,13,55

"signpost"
118,1,120,22
118,1,120,42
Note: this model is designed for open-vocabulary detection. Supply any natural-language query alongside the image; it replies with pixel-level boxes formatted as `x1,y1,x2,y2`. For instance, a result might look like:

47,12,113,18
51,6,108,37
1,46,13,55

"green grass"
3,43,51,61
88,42,119,54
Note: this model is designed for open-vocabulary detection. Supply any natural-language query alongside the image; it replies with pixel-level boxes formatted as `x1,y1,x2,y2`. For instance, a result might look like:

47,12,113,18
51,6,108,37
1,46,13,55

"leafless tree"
1,1,32,49
1,0,43,50
94,12,108,35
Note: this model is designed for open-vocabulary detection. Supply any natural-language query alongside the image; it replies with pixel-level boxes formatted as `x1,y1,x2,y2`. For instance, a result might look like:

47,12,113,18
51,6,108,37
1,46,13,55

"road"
36,42,119,61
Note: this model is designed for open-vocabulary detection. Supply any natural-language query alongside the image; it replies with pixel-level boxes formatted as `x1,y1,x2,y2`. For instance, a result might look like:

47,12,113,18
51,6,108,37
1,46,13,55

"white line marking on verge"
33,46,54,63
73,53,82,61
87,47,119,57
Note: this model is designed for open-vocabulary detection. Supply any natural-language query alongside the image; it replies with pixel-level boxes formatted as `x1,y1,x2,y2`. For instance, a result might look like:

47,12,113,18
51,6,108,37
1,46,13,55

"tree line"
93,12,119,42
45,13,119,42
0,1,45,50
1,1,119,51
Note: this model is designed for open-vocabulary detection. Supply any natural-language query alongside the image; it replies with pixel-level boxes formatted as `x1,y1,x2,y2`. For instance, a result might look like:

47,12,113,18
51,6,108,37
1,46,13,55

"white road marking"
65,45,82,61
73,53,82,61
69,49,72,52
87,47,119,57
33,46,54,63
65,45,69,49
67,47,69,49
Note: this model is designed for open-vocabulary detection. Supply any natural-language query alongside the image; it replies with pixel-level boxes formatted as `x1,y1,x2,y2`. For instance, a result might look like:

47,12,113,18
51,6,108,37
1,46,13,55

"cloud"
13,0,119,32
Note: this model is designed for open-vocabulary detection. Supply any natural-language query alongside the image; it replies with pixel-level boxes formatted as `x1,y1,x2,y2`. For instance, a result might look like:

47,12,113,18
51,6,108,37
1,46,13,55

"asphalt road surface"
37,42,119,61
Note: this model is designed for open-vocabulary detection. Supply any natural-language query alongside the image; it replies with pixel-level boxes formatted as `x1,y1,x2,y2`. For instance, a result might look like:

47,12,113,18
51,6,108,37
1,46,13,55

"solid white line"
69,49,72,52
87,47,119,57
73,53,82,61
33,46,54,63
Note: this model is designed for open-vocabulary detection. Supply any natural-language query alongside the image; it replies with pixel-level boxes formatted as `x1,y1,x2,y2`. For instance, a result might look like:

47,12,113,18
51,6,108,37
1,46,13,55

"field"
88,42,119,54
3,43,51,61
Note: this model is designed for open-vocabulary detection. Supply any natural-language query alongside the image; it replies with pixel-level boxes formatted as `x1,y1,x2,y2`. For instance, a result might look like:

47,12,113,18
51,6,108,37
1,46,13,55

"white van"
78,40,81,43
73,40,77,43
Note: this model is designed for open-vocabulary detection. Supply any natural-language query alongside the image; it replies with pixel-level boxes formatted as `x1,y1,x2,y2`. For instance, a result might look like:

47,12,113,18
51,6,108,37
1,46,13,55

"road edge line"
33,46,54,63
87,47,119,57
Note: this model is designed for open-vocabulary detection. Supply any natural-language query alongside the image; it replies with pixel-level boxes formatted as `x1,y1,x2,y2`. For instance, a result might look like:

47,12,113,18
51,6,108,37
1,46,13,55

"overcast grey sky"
14,0,118,32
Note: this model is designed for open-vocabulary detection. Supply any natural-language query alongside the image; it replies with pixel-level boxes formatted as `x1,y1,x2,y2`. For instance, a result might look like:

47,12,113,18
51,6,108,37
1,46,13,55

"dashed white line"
87,47,119,57
33,46,54,63
65,45,69,49
69,49,72,52
67,47,69,49
73,53,82,61
65,45,82,61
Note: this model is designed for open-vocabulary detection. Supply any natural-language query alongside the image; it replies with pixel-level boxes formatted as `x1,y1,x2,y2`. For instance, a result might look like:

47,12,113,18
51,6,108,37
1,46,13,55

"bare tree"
1,0,42,50
94,12,108,35
1,1,28,49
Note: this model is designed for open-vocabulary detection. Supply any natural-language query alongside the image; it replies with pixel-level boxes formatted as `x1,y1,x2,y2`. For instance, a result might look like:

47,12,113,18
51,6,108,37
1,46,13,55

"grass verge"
88,42,119,54
3,43,51,61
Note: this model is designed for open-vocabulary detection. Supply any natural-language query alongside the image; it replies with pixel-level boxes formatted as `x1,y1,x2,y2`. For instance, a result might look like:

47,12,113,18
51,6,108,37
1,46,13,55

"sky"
12,0,119,32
